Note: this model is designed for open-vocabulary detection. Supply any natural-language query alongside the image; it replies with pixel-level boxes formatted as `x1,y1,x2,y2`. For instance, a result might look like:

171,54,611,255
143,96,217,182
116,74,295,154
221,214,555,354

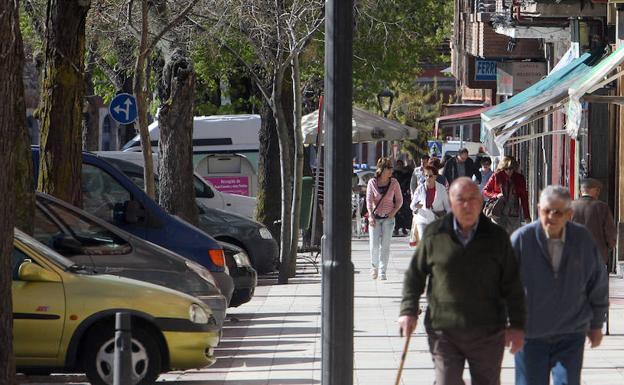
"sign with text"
474,60,497,81
205,176,250,196
497,62,547,96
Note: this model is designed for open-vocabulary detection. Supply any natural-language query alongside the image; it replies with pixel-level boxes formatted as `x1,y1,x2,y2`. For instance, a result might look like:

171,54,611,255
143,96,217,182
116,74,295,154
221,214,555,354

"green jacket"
400,213,526,330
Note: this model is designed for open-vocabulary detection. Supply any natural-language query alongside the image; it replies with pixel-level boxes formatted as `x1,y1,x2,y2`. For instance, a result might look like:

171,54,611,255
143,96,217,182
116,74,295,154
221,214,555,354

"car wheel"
83,326,162,385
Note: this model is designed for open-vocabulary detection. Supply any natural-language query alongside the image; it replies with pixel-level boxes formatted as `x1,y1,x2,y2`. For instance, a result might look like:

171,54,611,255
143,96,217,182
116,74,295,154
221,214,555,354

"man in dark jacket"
511,185,608,385
398,177,525,385
571,178,617,268
443,148,481,184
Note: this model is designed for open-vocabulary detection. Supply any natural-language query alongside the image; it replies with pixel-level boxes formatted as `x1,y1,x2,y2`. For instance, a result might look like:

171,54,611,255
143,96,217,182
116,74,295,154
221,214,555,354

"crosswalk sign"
428,140,442,157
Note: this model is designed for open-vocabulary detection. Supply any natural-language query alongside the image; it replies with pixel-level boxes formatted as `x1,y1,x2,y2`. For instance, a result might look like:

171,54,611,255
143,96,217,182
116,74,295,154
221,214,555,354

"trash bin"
300,176,314,230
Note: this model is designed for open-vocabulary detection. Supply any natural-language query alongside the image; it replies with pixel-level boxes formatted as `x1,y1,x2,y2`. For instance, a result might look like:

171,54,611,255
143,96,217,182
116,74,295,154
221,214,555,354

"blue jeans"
515,333,585,385
369,217,394,273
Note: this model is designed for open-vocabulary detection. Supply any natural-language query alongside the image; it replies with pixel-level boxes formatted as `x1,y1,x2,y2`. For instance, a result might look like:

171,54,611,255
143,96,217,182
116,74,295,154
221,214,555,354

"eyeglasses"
504,167,514,171
540,207,568,217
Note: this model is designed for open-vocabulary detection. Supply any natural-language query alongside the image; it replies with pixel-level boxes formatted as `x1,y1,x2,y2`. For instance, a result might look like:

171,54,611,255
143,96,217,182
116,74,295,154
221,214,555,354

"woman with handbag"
410,165,450,240
482,156,530,234
366,158,403,280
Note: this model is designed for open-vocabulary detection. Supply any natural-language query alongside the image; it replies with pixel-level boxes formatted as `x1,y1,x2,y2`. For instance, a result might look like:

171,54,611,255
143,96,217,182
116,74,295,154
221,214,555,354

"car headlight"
189,303,209,324
233,252,252,267
185,260,218,288
258,227,273,239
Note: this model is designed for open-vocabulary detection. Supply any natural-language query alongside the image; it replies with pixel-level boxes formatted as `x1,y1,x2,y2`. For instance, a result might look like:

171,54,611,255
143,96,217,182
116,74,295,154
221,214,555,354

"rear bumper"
230,266,257,307
247,238,279,274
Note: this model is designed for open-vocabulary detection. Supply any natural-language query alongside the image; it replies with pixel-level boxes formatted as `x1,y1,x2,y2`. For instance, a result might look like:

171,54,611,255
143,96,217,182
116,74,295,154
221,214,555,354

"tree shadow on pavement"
166,380,319,384
232,312,320,319
209,356,319,369
216,339,311,348
225,326,320,338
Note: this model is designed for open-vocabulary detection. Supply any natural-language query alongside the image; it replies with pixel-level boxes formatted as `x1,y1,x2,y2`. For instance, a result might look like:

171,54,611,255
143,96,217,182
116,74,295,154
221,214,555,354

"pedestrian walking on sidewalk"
511,186,609,385
410,154,430,196
483,156,530,234
443,148,481,185
410,165,450,240
367,157,403,281
398,177,526,385
571,178,617,270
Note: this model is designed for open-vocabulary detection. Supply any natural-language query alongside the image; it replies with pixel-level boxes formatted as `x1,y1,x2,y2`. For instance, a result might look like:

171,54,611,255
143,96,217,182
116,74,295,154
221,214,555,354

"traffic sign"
427,140,442,157
109,93,138,124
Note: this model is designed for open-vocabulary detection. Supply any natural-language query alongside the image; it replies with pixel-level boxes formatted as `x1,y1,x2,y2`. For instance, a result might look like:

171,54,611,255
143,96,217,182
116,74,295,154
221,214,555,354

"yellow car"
12,229,220,385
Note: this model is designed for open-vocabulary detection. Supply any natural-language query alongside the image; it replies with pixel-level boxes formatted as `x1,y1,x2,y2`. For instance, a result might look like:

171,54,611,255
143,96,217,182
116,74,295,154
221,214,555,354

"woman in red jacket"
482,156,530,234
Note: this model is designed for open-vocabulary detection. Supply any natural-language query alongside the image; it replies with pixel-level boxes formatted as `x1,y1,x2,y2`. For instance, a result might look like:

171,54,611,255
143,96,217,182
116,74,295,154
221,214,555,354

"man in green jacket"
398,177,526,385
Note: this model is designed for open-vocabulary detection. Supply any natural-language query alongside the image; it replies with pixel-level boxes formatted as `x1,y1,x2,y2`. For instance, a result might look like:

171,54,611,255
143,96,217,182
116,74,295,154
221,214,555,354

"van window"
82,164,131,223
194,176,215,198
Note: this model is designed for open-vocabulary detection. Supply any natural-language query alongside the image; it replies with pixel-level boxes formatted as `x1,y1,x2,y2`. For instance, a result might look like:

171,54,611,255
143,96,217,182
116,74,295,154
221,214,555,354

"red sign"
205,176,250,196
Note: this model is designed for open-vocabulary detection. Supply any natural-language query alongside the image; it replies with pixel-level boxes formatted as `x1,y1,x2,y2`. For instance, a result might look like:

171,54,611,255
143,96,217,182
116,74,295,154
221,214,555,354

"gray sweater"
510,221,609,338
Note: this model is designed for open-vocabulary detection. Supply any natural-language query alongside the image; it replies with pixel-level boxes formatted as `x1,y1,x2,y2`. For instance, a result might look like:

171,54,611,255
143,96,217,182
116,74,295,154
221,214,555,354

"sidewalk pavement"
157,235,624,385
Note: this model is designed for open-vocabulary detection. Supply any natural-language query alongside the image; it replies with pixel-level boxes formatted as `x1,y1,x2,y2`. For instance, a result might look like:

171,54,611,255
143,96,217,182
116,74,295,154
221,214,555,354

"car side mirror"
18,260,61,283
123,200,145,224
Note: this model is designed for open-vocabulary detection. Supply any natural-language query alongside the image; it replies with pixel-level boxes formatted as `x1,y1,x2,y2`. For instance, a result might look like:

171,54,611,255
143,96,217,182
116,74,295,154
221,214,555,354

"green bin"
300,176,314,230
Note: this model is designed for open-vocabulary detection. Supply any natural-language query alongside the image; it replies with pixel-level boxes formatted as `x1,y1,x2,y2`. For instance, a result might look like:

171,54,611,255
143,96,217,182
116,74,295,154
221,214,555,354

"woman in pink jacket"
366,158,403,280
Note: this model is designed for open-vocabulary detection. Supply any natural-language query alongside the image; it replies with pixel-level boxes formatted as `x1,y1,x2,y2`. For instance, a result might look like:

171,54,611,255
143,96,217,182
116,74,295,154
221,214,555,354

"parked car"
219,241,257,307
13,228,220,385
102,157,279,274
96,151,257,218
31,192,228,325
31,147,235,303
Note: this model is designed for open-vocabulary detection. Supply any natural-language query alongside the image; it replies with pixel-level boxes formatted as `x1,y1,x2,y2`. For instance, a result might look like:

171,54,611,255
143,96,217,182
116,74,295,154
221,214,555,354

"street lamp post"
377,88,394,158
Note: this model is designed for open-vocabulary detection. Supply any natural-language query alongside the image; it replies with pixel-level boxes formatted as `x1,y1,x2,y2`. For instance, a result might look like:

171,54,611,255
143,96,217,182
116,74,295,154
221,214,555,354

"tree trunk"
0,0,24,382
157,50,199,226
256,100,282,244
133,0,157,200
289,55,304,278
82,39,99,151
275,70,294,284
37,0,90,207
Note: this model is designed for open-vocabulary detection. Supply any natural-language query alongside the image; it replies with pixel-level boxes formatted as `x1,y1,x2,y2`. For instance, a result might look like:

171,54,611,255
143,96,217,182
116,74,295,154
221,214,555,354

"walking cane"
394,333,412,385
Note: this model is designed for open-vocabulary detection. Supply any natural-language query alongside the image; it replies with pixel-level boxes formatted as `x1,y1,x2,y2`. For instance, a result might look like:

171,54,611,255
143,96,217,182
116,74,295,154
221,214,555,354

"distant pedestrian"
410,165,450,240
571,178,617,268
428,157,448,189
393,160,413,236
443,148,481,185
511,186,608,385
483,156,530,234
410,155,430,197
366,157,403,281
473,156,493,193
399,177,525,385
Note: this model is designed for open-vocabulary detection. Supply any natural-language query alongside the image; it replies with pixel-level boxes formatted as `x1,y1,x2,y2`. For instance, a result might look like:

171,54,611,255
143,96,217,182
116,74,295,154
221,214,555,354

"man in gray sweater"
511,185,609,385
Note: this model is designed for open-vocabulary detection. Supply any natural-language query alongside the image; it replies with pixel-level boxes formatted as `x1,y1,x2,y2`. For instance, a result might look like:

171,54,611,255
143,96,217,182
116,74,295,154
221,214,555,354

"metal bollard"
114,312,132,385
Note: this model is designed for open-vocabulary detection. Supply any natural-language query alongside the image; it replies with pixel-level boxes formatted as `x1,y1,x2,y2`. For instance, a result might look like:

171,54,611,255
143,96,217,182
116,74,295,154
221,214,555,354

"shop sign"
497,62,547,96
474,60,497,81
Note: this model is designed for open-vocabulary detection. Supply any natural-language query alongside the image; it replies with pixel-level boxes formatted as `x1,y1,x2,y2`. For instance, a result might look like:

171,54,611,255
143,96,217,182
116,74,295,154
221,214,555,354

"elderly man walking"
571,178,617,268
511,186,609,385
399,177,525,385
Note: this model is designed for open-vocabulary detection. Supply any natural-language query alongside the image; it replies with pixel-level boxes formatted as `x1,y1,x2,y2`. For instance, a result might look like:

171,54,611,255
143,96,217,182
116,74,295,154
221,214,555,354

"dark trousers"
515,333,585,385
427,328,505,385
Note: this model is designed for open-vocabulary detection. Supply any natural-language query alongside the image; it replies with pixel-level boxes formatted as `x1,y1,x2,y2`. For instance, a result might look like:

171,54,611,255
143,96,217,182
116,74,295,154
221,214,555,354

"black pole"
322,0,354,384
114,312,132,385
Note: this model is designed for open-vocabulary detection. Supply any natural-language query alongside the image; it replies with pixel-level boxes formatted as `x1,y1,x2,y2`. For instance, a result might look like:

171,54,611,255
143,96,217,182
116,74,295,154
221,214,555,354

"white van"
122,114,261,169
96,151,257,219
441,140,485,158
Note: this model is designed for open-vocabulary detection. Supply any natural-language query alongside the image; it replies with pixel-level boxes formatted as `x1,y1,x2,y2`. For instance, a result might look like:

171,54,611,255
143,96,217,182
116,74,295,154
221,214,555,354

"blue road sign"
109,93,138,124
428,140,442,157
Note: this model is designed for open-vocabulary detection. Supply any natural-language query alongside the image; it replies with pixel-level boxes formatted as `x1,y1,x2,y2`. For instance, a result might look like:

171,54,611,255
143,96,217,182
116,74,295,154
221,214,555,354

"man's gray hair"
539,185,571,208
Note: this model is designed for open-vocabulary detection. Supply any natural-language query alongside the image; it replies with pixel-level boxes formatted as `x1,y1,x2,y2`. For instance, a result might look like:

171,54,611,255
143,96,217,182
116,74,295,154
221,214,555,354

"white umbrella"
301,107,419,145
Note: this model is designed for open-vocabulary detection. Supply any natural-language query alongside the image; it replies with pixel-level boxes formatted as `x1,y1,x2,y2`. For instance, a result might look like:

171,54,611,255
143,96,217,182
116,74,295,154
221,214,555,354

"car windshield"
14,229,74,270
35,198,131,255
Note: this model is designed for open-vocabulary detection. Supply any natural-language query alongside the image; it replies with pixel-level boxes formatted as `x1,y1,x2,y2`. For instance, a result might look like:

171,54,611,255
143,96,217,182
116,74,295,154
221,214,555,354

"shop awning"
480,48,604,154
435,106,492,136
567,45,624,138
